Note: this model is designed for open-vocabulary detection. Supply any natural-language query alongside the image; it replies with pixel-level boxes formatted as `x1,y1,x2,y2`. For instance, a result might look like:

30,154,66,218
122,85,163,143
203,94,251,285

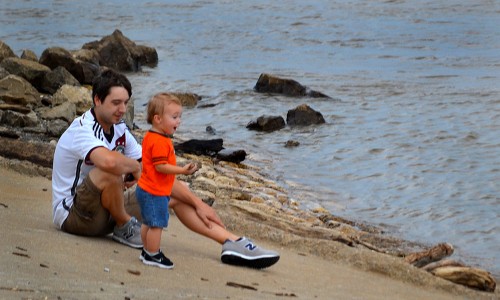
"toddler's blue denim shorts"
136,185,170,228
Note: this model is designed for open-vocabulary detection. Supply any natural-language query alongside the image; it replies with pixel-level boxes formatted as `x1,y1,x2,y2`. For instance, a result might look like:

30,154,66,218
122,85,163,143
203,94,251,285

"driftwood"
174,139,224,157
422,259,465,272
404,243,453,267
430,266,496,292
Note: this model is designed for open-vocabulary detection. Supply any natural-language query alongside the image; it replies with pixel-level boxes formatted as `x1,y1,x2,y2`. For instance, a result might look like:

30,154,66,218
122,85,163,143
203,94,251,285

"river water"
1,0,499,277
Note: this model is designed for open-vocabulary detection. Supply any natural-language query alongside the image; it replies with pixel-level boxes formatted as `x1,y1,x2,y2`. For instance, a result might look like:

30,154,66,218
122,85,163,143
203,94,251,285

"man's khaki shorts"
61,175,141,236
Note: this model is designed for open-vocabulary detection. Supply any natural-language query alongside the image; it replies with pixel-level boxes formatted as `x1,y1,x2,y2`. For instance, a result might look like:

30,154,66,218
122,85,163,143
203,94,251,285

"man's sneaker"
142,250,174,269
221,237,280,269
112,217,143,249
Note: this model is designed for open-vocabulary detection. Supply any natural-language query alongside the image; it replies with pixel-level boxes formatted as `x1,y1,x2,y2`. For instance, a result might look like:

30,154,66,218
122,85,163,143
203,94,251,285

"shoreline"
0,155,497,299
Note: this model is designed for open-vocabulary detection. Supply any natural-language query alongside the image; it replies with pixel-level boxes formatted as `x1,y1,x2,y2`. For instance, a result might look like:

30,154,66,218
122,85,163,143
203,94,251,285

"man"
51,69,279,269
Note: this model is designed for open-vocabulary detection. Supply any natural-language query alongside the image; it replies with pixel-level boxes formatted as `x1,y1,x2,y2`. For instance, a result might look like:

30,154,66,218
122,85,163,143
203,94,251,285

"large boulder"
254,73,331,98
0,75,40,106
286,104,326,126
0,57,51,92
0,41,16,63
39,47,99,85
82,29,158,72
246,115,286,132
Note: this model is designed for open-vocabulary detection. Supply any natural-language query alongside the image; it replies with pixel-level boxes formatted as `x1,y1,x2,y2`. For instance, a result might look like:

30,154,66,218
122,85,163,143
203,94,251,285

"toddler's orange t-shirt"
138,131,176,196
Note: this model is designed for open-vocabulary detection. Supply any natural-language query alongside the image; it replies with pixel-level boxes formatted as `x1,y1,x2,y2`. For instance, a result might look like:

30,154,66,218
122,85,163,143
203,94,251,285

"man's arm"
89,147,141,178
170,178,225,229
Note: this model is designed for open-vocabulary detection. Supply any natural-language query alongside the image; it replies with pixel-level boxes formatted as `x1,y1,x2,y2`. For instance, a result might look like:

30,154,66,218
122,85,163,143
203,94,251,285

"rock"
246,115,285,132
21,49,38,62
82,29,158,72
216,149,247,163
39,47,99,85
0,109,38,127
135,44,160,68
0,126,20,139
0,57,51,91
254,73,331,98
0,40,16,63
0,66,9,80
254,73,306,96
175,138,224,156
47,118,70,137
171,92,200,108
0,103,32,114
40,101,76,123
286,104,325,126
306,89,331,98
52,84,92,115
191,176,218,194
71,48,100,65
41,66,81,94
0,136,54,168
0,75,40,106
285,140,300,147
206,125,217,135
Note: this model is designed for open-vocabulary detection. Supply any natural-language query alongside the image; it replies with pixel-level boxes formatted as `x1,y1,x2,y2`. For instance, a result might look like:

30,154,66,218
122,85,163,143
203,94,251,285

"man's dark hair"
92,68,132,105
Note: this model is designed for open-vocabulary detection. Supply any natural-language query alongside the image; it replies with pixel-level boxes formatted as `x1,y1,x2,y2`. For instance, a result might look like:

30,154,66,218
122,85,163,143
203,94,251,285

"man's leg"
88,168,142,248
88,168,130,226
168,186,280,269
169,197,239,244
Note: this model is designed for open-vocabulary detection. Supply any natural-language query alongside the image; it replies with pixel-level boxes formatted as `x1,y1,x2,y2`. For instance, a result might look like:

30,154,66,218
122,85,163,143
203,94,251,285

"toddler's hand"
183,162,198,175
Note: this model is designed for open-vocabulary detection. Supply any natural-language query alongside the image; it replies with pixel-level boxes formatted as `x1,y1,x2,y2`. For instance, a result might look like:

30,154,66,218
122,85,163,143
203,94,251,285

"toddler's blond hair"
146,93,182,124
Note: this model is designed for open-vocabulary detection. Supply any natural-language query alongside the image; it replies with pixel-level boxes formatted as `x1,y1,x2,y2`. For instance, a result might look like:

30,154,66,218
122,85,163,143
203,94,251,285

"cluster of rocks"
0,29,157,139
246,73,334,136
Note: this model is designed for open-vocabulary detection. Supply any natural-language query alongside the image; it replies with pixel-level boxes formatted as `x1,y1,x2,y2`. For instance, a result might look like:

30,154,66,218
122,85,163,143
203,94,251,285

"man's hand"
124,171,140,188
195,200,225,229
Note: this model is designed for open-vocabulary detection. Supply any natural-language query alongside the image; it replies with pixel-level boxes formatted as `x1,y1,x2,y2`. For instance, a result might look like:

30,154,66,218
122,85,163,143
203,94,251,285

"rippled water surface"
1,0,499,277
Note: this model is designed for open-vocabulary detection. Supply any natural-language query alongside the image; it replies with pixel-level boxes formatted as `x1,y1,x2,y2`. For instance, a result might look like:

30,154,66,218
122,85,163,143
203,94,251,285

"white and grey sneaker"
221,237,280,269
112,217,143,249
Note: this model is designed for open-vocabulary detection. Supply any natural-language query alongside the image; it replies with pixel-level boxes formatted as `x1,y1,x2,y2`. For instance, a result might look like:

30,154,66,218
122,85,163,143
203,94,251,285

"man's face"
94,86,130,130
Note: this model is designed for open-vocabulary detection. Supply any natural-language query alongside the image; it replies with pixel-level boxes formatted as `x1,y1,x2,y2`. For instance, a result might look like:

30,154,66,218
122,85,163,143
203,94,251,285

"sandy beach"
0,162,497,300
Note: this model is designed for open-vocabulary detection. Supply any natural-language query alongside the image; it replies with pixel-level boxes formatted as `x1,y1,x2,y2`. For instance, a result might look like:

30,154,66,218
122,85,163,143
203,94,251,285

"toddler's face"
157,102,182,135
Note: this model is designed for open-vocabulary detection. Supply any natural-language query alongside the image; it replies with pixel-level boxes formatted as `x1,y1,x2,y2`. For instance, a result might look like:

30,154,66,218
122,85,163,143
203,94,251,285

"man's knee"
89,168,123,191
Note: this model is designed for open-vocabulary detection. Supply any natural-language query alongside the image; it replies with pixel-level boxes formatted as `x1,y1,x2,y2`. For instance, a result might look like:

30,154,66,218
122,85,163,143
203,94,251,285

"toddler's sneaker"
112,217,143,249
142,250,174,269
221,237,280,269
139,248,147,261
